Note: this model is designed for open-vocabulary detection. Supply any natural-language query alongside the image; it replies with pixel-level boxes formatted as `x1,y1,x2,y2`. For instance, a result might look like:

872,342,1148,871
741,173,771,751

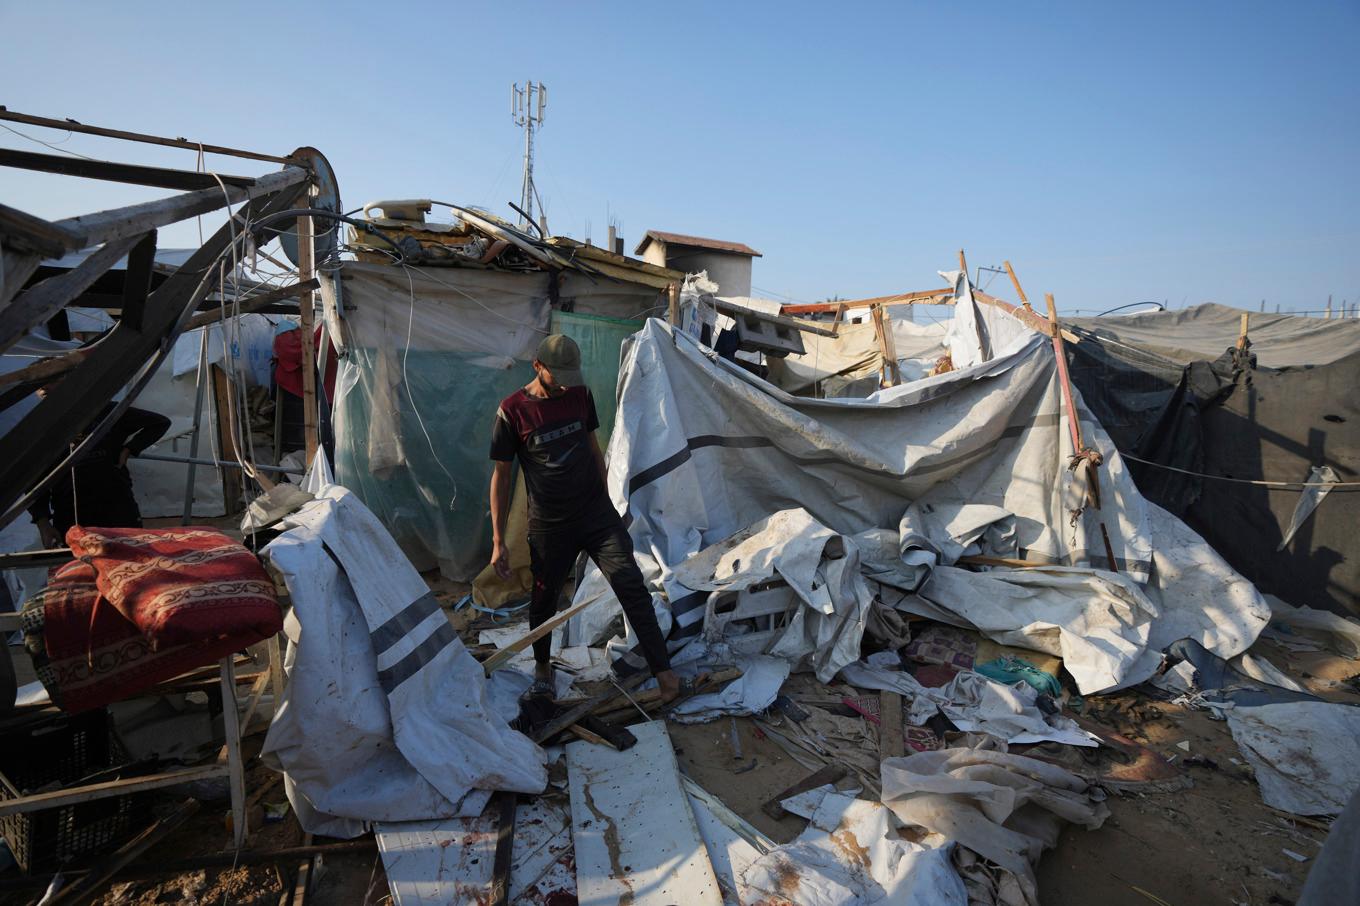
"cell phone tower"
511,81,547,233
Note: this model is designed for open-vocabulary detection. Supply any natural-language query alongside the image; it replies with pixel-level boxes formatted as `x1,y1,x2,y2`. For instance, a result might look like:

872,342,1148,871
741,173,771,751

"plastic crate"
0,710,144,873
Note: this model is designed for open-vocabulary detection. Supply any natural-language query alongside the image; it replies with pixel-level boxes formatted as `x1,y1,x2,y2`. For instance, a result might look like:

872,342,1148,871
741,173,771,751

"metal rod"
140,451,302,476
0,107,301,166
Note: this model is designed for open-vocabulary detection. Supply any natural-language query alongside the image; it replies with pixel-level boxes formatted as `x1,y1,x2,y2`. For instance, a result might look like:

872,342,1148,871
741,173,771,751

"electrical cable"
0,122,99,160
1117,453,1360,489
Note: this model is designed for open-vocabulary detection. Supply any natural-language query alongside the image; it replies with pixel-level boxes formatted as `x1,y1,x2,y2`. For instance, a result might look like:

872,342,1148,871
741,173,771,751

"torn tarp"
669,508,874,683
261,485,546,836
1227,701,1360,816
579,317,1267,685
881,746,1110,906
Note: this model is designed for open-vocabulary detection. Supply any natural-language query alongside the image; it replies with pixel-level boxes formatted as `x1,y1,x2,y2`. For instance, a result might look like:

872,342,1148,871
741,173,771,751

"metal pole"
181,328,210,524
143,451,302,476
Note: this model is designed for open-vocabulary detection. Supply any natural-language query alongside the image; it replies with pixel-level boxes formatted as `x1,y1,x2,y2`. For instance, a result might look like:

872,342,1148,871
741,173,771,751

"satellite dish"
269,146,342,267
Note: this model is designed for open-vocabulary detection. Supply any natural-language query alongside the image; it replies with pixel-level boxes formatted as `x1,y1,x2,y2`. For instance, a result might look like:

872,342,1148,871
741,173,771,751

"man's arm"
489,460,514,579
588,432,608,485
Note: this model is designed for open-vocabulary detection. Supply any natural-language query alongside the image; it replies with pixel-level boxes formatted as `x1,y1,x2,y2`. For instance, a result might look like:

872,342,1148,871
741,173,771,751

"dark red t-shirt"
490,385,609,532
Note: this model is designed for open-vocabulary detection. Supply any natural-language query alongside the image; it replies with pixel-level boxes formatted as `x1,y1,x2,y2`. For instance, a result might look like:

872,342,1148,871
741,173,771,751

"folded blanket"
67,526,279,645
24,530,282,713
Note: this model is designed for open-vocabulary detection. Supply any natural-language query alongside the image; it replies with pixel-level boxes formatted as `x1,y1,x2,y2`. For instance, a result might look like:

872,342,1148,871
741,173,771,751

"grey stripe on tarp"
625,414,1064,499
369,591,443,656
377,621,457,695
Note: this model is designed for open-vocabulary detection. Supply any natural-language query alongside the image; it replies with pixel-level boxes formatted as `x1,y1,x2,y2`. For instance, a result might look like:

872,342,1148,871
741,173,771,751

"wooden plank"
870,304,896,387
880,691,904,760
46,798,200,906
0,250,43,310
973,287,1080,342
958,248,969,275
488,792,517,906
0,108,300,165
0,234,145,353
710,297,838,338
1236,312,1250,351
667,282,680,325
0,182,305,526
592,667,746,721
0,764,227,818
532,672,649,743
55,166,308,248
0,147,257,192
183,278,317,331
567,721,723,906
759,764,848,820
118,230,157,333
0,202,86,257
1003,260,1031,309
781,288,952,315
297,215,319,465
480,595,598,675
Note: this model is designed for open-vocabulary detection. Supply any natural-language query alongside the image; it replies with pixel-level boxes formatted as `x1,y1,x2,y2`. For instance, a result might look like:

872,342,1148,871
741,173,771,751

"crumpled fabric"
840,661,1096,747
881,747,1109,906
673,508,874,682
742,790,968,906
1227,701,1360,816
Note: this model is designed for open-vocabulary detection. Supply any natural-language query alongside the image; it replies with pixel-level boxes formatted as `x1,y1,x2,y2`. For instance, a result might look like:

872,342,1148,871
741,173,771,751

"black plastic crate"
0,709,145,873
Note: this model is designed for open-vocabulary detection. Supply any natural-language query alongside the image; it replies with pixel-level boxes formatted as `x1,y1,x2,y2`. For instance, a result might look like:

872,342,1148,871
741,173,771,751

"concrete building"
634,230,761,297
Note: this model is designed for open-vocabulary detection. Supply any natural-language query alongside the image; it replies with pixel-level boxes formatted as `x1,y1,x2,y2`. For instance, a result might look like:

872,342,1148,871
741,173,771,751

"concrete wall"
659,245,754,297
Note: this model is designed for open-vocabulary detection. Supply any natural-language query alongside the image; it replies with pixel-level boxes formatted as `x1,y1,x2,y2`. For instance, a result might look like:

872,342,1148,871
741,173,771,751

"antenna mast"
511,80,547,232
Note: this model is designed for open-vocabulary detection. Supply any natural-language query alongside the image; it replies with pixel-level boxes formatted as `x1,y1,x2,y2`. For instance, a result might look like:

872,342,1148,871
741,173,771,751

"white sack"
881,747,1109,906
1227,701,1360,816
261,485,545,834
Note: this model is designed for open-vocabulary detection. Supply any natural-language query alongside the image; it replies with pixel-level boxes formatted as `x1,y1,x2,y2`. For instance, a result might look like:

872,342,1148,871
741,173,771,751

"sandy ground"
4,559,1356,905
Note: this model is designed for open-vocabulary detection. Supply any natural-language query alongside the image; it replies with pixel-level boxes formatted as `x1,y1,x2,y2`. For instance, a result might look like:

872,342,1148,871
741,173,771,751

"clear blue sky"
2,1,1357,315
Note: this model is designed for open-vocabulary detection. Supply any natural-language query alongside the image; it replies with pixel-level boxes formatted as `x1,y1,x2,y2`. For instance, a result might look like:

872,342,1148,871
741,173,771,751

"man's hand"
118,447,132,469
491,539,511,580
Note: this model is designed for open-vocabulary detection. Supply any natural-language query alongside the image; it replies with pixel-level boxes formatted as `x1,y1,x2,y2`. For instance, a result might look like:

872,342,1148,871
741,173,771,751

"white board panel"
566,721,723,906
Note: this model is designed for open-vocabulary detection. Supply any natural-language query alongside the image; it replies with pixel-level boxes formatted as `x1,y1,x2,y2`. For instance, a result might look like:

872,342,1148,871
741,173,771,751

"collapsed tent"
331,262,662,580
1066,304,1360,617
563,297,1270,694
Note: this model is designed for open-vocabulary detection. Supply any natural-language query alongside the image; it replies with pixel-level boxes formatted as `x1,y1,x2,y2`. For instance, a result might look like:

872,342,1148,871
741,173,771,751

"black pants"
527,511,671,675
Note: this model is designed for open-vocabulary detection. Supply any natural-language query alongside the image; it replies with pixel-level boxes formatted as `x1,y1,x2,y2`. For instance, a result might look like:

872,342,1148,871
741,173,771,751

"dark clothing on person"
28,404,171,539
490,384,671,674
489,386,606,533
526,508,671,674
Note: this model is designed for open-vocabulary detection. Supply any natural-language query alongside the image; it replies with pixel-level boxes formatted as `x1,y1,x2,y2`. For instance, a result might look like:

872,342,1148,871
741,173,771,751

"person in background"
28,392,171,548
488,334,686,700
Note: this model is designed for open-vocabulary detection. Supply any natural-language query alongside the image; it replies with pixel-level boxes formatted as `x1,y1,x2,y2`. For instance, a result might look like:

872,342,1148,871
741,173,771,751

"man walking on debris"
489,334,683,699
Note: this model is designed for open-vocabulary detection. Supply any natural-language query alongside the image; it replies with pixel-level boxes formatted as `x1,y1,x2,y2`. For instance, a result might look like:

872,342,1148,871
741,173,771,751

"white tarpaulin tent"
563,286,1269,693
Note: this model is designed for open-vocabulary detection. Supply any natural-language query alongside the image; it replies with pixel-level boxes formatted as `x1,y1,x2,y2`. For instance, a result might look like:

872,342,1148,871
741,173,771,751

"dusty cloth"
67,525,280,646
1226,701,1360,815
881,747,1110,906
742,789,968,905
22,560,279,713
1299,787,1360,906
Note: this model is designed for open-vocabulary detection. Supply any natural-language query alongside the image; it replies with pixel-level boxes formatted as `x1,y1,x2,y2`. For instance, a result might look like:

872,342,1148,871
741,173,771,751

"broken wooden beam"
780,288,952,315
45,798,200,906
760,764,849,820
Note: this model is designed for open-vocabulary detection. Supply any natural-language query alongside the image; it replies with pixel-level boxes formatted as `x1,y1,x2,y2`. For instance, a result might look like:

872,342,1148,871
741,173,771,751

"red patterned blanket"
22,529,282,713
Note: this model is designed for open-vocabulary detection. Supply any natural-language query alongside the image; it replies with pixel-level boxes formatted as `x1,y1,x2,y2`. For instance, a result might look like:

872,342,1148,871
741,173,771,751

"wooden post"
1003,260,1032,311
1236,312,1250,351
1046,292,1120,571
219,657,247,850
958,248,968,278
870,304,901,387
667,282,680,326
297,215,318,466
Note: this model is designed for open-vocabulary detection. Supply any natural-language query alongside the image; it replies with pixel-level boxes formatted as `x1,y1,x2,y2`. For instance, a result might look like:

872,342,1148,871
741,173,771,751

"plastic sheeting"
1226,701,1360,816
570,317,1268,678
881,747,1110,906
741,790,967,905
332,262,650,579
260,484,545,836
